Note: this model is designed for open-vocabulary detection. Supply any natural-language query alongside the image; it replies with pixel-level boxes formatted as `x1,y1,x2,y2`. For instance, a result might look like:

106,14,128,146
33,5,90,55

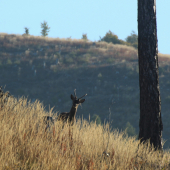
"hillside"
0,33,170,148
1,96,170,169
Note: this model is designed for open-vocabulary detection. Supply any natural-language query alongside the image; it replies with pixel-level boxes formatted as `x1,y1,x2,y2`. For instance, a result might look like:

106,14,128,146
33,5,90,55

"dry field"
0,96,170,170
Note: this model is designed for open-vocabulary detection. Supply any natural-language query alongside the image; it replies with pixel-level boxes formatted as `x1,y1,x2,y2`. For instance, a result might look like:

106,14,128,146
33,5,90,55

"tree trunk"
138,0,163,150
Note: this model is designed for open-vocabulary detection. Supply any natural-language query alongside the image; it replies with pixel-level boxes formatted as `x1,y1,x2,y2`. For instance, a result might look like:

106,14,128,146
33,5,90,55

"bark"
138,0,163,150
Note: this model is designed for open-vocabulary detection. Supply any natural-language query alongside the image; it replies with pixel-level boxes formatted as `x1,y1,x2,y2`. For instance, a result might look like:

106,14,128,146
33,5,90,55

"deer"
57,89,87,125
43,89,87,131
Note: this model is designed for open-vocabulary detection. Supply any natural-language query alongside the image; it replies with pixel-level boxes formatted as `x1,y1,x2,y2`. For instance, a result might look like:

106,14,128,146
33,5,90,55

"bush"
125,31,138,49
69,51,77,58
82,34,88,41
64,57,74,64
125,122,136,137
106,57,115,63
77,54,91,64
132,42,138,49
14,59,21,65
7,59,12,65
91,114,102,125
99,30,126,45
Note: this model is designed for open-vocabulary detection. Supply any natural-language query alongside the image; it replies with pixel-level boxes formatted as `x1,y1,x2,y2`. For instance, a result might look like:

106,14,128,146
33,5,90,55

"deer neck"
69,105,78,119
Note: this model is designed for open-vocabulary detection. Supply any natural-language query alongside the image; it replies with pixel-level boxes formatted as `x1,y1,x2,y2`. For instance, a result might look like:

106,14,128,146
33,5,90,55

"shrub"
64,57,74,64
7,59,12,65
69,51,77,58
125,31,138,49
91,114,102,125
98,73,102,78
125,31,138,44
82,34,88,41
125,122,136,137
106,57,115,63
99,30,126,45
78,54,91,64
14,59,21,65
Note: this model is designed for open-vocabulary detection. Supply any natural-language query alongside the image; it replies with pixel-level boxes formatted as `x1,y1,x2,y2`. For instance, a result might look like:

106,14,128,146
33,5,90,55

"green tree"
99,30,126,45
126,31,138,44
125,31,138,48
24,27,29,35
41,21,50,37
82,34,88,40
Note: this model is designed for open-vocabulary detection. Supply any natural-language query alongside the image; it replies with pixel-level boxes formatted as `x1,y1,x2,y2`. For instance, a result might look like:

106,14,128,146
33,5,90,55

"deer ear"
71,94,74,100
80,99,85,103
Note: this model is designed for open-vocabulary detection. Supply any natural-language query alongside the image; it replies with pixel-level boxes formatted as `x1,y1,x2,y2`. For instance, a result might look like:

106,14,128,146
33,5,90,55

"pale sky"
0,0,169,54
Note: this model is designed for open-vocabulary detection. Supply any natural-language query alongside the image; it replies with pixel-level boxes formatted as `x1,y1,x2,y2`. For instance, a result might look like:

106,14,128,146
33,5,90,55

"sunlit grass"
0,33,138,65
0,97,170,169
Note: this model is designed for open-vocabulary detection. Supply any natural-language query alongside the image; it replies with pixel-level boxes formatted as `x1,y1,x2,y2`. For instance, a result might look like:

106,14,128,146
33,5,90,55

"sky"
0,0,169,54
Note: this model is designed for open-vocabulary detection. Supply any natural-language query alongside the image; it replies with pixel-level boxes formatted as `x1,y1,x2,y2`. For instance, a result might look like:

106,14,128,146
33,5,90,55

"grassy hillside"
0,33,170,149
0,96,170,169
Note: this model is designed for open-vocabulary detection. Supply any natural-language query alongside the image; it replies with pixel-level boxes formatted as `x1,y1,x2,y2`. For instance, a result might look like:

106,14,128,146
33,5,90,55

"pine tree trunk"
138,0,163,150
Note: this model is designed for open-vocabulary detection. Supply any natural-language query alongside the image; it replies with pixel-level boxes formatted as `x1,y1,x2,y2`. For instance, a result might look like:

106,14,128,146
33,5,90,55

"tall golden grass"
0,97,170,169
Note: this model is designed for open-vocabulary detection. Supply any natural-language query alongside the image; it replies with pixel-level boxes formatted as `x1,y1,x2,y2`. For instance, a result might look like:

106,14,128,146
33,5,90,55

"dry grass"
0,97,170,170
0,33,138,65
158,53,170,66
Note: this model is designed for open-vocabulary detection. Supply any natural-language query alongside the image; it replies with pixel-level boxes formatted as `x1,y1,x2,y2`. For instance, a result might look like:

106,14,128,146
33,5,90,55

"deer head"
71,89,87,108
58,89,87,124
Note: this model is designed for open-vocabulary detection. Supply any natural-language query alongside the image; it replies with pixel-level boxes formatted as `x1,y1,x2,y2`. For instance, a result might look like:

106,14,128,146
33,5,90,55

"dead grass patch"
0,96,170,169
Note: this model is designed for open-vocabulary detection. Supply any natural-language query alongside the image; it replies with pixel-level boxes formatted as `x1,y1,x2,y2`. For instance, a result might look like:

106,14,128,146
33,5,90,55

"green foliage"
82,34,88,41
125,122,136,137
41,21,50,37
14,59,20,65
91,114,101,125
126,31,138,44
7,59,12,65
64,57,74,64
132,42,138,49
100,30,138,48
78,54,90,64
106,57,115,63
24,27,29,35
69,51,77,58
97,73,102,78
125,31,138,48
99,30,126,45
